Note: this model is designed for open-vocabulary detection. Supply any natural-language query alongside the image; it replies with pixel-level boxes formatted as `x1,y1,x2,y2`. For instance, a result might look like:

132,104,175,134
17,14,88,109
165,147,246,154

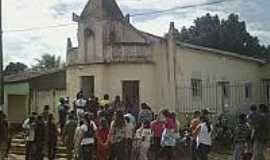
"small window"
191,79,202,98
84,28,94,37
245,83,252,99
219,82,230,98
109,31,116,42
267,85,270,99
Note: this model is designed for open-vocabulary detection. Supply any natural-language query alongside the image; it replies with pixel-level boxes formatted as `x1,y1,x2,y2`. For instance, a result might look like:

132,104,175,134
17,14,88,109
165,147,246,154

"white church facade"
66,0,270,113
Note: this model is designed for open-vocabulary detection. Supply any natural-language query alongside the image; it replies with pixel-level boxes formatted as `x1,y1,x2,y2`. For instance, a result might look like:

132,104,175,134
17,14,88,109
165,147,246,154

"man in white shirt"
22,112,37,160
74,94,88,121
125,116,135,159
196,116,213,160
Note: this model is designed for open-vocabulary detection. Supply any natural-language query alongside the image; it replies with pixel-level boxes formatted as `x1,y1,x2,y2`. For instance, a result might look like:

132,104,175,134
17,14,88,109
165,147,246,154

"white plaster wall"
66,63,157,110
175,46,263,113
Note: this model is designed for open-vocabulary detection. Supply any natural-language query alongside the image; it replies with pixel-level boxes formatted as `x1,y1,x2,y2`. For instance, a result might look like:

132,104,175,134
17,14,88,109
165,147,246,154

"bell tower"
76,0,124,63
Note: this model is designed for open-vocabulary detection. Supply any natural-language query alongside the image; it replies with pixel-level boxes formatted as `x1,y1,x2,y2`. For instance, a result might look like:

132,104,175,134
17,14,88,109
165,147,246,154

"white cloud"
118,0,207,10
3,0,270,66
3,0,84,66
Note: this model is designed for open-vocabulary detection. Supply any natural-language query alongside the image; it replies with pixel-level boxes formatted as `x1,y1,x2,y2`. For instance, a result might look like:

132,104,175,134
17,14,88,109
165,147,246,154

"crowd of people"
0,91,270,160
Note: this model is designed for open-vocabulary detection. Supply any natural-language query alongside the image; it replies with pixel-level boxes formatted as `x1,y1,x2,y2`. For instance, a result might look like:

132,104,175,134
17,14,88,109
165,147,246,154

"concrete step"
12,138,25,144
9,150,71,159
8,132,71,159
5,154,72,160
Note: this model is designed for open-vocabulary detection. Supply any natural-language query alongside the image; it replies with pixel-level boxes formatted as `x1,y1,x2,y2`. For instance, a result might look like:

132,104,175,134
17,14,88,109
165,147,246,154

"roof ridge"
80,0,124,20
177,42,266,64
102,0,124,20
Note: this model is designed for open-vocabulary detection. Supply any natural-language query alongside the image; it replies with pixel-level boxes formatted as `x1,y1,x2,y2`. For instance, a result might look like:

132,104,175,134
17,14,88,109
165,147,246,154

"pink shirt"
151,120,165,138
165,117,177,130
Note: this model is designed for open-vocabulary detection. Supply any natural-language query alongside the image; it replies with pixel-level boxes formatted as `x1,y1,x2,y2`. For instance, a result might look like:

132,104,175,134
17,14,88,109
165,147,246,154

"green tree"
32,53,63,71
4,62,28,75
178,13,267,58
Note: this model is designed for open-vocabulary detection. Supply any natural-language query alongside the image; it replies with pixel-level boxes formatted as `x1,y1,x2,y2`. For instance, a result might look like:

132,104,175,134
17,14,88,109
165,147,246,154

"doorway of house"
8,95,27,123
262,80,270,105
217,81,230,112
122,80,140,108
80,76,95,98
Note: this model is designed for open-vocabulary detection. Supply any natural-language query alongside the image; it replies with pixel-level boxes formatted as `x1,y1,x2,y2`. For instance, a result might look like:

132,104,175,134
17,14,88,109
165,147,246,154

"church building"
66,0,270,113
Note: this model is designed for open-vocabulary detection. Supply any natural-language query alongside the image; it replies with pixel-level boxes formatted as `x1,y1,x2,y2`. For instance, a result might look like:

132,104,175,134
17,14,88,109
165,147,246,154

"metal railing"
176,80,270,114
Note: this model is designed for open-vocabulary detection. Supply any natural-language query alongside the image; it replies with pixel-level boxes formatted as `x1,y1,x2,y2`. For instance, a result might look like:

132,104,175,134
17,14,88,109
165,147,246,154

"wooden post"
0,0,4,107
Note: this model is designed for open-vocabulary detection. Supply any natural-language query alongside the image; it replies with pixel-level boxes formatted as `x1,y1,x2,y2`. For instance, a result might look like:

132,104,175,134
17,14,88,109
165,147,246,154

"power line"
4,23,76,33
130,0,233,17
0,0,4,106
3,0,233,33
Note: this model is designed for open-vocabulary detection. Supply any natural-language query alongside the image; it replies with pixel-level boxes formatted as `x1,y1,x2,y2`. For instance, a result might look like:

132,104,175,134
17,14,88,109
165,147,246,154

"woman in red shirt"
96,118,110,160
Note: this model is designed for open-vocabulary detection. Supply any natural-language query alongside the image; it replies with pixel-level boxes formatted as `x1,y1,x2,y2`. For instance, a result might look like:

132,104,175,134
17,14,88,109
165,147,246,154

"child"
136,121,152,160
96,118,110,160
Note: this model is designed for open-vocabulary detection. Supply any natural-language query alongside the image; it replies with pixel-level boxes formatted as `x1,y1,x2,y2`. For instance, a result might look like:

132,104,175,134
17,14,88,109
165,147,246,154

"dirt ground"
209,148,270,160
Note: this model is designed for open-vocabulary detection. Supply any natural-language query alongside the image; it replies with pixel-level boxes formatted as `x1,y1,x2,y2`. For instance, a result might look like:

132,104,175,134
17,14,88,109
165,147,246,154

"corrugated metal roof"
4,69,65,83
177,42,266,64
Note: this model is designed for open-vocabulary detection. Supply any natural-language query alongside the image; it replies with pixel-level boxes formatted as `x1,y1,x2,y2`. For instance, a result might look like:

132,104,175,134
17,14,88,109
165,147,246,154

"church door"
122,80,140,108
80,76,95,98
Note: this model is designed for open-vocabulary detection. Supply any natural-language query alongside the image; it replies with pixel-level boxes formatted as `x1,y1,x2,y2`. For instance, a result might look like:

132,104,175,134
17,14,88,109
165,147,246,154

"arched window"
109,31,116,42
84,28,94,37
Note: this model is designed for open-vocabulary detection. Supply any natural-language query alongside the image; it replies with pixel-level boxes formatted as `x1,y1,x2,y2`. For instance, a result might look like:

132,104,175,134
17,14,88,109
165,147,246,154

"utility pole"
0,0,4,107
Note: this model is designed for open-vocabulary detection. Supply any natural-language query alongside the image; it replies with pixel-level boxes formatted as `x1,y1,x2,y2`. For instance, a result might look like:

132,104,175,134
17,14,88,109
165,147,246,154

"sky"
3,0,270,67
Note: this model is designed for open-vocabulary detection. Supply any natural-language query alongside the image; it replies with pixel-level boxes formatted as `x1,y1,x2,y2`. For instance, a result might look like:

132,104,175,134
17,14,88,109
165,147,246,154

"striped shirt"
234,122,251,144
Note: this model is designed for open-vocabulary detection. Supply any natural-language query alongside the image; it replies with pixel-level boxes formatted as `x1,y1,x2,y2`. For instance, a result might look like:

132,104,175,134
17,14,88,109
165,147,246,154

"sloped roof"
78,0,265,64
102,0,124,20
177,42,266,64
80,0,124,20
4,69,65,84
